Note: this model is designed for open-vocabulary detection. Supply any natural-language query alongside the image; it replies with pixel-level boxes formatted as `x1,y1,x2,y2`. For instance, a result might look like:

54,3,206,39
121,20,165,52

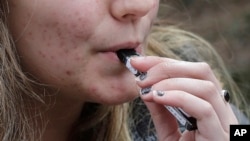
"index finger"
131,56,178,72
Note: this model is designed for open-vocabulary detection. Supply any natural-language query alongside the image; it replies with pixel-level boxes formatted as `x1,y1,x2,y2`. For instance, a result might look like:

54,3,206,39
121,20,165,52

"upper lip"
102,42,141,52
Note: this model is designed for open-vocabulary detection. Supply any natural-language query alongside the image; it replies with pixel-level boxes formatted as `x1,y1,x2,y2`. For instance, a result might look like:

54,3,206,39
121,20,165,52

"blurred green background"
159,0,250,102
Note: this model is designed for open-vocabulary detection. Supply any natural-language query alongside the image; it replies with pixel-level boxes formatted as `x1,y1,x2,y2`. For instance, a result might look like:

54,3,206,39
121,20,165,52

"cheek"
47,1,104,40
17,34,88,87
54,12,93,40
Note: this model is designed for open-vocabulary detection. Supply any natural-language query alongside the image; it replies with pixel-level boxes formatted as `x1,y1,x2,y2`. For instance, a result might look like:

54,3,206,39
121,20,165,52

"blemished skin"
8,0,159,104
7,0,238,141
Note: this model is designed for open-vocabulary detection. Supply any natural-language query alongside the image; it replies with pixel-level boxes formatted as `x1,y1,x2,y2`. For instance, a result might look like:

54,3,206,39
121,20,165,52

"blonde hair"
0,1,47,140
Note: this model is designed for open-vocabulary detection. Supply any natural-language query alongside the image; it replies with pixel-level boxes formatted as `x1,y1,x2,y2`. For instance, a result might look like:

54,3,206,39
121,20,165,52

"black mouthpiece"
116,49,139,64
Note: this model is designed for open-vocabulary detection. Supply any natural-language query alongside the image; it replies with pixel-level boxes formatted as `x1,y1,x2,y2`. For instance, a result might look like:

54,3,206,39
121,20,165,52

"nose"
110,0,157,22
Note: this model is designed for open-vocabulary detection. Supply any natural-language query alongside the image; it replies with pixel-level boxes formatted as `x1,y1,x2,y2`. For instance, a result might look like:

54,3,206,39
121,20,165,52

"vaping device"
116,49,197,131
116,49,147,79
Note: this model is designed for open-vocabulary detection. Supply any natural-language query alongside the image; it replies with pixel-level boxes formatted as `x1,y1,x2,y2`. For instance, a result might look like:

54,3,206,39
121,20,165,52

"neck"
39,93,84,141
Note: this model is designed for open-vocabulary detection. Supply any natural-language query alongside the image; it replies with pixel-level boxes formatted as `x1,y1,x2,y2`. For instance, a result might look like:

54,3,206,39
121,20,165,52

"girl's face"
8,0,159,104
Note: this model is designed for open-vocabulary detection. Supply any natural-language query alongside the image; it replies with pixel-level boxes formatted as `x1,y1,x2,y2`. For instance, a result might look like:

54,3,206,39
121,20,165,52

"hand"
131,56,238,141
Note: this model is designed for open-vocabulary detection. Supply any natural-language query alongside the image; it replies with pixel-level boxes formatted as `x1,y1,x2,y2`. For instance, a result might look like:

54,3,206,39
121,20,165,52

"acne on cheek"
89,86,98,94
38,49,59,61
35,9,93,54
57,9,93,39
65,70,73,76
28,11,92,78
38,51,47,58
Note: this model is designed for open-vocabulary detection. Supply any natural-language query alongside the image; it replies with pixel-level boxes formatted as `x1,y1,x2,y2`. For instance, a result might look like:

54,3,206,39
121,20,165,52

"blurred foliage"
224,11,250,47
232,69,250,102
159,0,250,102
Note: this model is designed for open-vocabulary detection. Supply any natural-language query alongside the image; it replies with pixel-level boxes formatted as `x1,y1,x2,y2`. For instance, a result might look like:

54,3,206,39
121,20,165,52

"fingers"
132,56,236,124
141,89,227,140
131,56,221,90
130,56,238,139
147,90,227,140
131,56,178,72
142,78,234,128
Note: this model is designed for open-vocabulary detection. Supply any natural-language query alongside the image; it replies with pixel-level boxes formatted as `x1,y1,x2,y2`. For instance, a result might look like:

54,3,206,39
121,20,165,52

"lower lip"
100,51,120,62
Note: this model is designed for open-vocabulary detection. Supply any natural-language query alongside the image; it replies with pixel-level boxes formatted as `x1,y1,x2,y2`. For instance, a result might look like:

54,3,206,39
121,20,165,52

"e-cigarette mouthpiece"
116,49,145,77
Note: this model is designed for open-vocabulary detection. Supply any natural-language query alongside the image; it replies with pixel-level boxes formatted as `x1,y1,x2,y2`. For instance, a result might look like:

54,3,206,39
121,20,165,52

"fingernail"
140,87,152,95
153,90,165,96
139,72,147,81
135,72,147,81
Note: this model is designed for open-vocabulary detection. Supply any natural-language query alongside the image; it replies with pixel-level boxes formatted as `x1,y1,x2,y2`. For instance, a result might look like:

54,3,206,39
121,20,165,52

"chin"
84,73,139,105
88,87,139,105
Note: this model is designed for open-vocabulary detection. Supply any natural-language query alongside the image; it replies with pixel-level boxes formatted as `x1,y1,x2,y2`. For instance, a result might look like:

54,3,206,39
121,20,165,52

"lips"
102,41,141,53
97,42,142,63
